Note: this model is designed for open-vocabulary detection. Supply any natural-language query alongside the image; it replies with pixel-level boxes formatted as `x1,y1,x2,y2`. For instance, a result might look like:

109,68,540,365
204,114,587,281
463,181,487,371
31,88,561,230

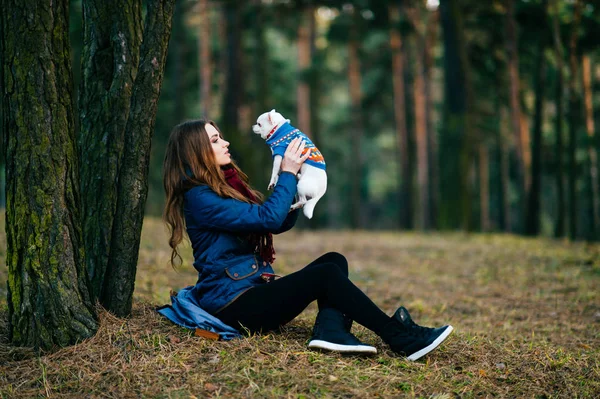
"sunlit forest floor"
1,216,600,397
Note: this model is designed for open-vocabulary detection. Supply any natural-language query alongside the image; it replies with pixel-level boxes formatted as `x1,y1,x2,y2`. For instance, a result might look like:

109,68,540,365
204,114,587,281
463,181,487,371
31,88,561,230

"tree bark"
79,0,143,301
102,0,175,316
551,0,566,237
3,0,98,349
567,0,582,240
582,54,599,237
525,8,547,236
389,4,413,229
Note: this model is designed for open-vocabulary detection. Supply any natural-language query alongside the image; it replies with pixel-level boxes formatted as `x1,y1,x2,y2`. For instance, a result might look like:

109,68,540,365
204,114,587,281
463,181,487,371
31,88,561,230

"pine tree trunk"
439,0,474,230
506,0,531,229
199,0,211,118
3,0,97,349
407,4,431,230
297,6,312,136
252,4,271,193
505,0,528,226
425,9,439,229
567,0,582,240
525,15,547,236
389,4,413,229
479,144,491,231
102,0,175,317
172,3,186,123
79,0,143,301
348,20,366,229
582,55,600,237
222,2,241,134
499,107,512,231
414,57,430,230
551,0,566,237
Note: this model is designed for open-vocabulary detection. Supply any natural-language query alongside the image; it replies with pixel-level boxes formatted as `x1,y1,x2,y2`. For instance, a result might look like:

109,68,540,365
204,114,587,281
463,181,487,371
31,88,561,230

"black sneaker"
382,307,453,361
308,308,377,354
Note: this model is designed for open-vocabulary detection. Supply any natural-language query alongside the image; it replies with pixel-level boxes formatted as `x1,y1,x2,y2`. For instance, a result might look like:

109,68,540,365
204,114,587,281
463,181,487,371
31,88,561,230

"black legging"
217,252,392,335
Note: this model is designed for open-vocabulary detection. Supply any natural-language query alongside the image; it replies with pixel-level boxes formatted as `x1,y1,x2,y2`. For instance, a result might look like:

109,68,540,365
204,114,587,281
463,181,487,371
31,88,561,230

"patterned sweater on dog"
266,122,326,170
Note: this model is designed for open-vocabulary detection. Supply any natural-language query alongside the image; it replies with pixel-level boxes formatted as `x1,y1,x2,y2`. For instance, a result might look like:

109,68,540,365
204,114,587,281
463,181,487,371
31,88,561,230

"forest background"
4,0,599,238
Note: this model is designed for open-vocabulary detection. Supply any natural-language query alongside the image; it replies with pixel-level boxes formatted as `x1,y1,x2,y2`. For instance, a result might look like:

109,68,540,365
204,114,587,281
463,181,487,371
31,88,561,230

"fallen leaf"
204,383,218,392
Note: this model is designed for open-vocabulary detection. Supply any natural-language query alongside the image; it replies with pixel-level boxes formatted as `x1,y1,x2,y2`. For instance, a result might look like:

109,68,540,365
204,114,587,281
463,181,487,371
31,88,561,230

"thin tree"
348,10,367,229
3,0,98,349
439,0,475,230
389,3,413,229
567,0,582,240
551,0,566,237
297,4,313,137
525,0,548,236
199,0,212,118
582,54,599,237
406,2,431,230
79,0,175,316
505,0,530,230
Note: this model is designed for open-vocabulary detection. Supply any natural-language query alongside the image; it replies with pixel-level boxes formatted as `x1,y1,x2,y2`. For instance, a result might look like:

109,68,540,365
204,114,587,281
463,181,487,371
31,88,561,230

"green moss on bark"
3,0,98,350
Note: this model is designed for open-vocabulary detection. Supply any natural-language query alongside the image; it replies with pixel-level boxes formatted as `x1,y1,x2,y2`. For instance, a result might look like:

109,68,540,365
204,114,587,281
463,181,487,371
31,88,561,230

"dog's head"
252,109,289,140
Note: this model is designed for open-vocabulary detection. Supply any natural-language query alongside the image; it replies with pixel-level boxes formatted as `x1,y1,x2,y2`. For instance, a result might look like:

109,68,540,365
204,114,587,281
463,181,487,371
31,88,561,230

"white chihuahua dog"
252,109,327,219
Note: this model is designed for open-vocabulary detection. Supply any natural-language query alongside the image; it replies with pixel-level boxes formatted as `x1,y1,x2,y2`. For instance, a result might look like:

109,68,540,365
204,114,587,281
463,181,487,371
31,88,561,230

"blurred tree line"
4,0,600,240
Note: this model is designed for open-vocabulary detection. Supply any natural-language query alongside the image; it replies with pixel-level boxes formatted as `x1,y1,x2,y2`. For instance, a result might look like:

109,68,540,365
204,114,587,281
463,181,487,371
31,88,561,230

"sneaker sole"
407,325,454,361
308,339,378,354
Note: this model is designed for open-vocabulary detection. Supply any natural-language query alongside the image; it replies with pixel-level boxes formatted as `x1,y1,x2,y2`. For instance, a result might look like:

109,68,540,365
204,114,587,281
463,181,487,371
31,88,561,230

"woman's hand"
280,137,311,176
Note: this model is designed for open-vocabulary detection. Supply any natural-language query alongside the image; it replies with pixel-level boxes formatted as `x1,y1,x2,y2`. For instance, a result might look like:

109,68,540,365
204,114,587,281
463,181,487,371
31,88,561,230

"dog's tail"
302,197,319,219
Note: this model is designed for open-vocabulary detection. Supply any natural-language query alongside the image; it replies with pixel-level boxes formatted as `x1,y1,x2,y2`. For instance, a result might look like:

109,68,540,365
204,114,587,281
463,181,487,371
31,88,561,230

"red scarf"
222,166,276,264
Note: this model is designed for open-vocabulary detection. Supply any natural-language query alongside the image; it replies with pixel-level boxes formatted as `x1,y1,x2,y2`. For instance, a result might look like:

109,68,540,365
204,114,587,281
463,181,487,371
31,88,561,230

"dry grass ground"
1,216,599,398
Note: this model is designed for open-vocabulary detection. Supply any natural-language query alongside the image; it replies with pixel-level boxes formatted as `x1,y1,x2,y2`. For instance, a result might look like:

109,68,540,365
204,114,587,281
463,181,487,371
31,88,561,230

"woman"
161,119,453,360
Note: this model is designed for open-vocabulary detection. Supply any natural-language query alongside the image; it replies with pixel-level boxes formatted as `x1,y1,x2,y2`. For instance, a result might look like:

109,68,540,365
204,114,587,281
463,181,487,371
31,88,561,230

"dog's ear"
268,111,274,125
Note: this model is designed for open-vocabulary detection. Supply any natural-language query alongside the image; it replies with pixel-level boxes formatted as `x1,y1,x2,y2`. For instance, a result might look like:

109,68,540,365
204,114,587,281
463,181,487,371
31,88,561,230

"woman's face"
205,123,231,166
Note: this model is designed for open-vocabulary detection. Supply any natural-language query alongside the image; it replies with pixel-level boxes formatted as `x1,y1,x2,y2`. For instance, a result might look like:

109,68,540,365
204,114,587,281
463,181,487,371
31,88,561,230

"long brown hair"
163,120,264,267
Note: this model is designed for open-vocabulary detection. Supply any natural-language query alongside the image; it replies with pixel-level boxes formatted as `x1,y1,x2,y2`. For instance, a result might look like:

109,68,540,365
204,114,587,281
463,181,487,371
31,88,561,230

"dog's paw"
267,183,275,190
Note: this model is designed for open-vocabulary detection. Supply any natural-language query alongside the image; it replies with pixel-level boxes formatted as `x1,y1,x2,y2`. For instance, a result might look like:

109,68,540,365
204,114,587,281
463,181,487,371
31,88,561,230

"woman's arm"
273,208,300,234
186,172,298,234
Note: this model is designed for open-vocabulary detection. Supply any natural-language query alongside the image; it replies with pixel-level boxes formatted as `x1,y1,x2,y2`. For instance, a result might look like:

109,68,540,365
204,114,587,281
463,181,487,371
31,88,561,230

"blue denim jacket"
182,171,298,315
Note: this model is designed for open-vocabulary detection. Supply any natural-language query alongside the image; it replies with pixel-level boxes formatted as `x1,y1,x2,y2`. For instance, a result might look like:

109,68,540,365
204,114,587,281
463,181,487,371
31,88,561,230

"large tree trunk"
582,54,600,237
551,0,566,237
525,8,547,236
297,5,312,136
79,0,143,302
102,0,175,316
199,0,212,118
439,0,474,230
389,4,413,229
348,18,366,229
3,0,98,349
567,0,582,240
505,0,530,228
79,0,175,316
